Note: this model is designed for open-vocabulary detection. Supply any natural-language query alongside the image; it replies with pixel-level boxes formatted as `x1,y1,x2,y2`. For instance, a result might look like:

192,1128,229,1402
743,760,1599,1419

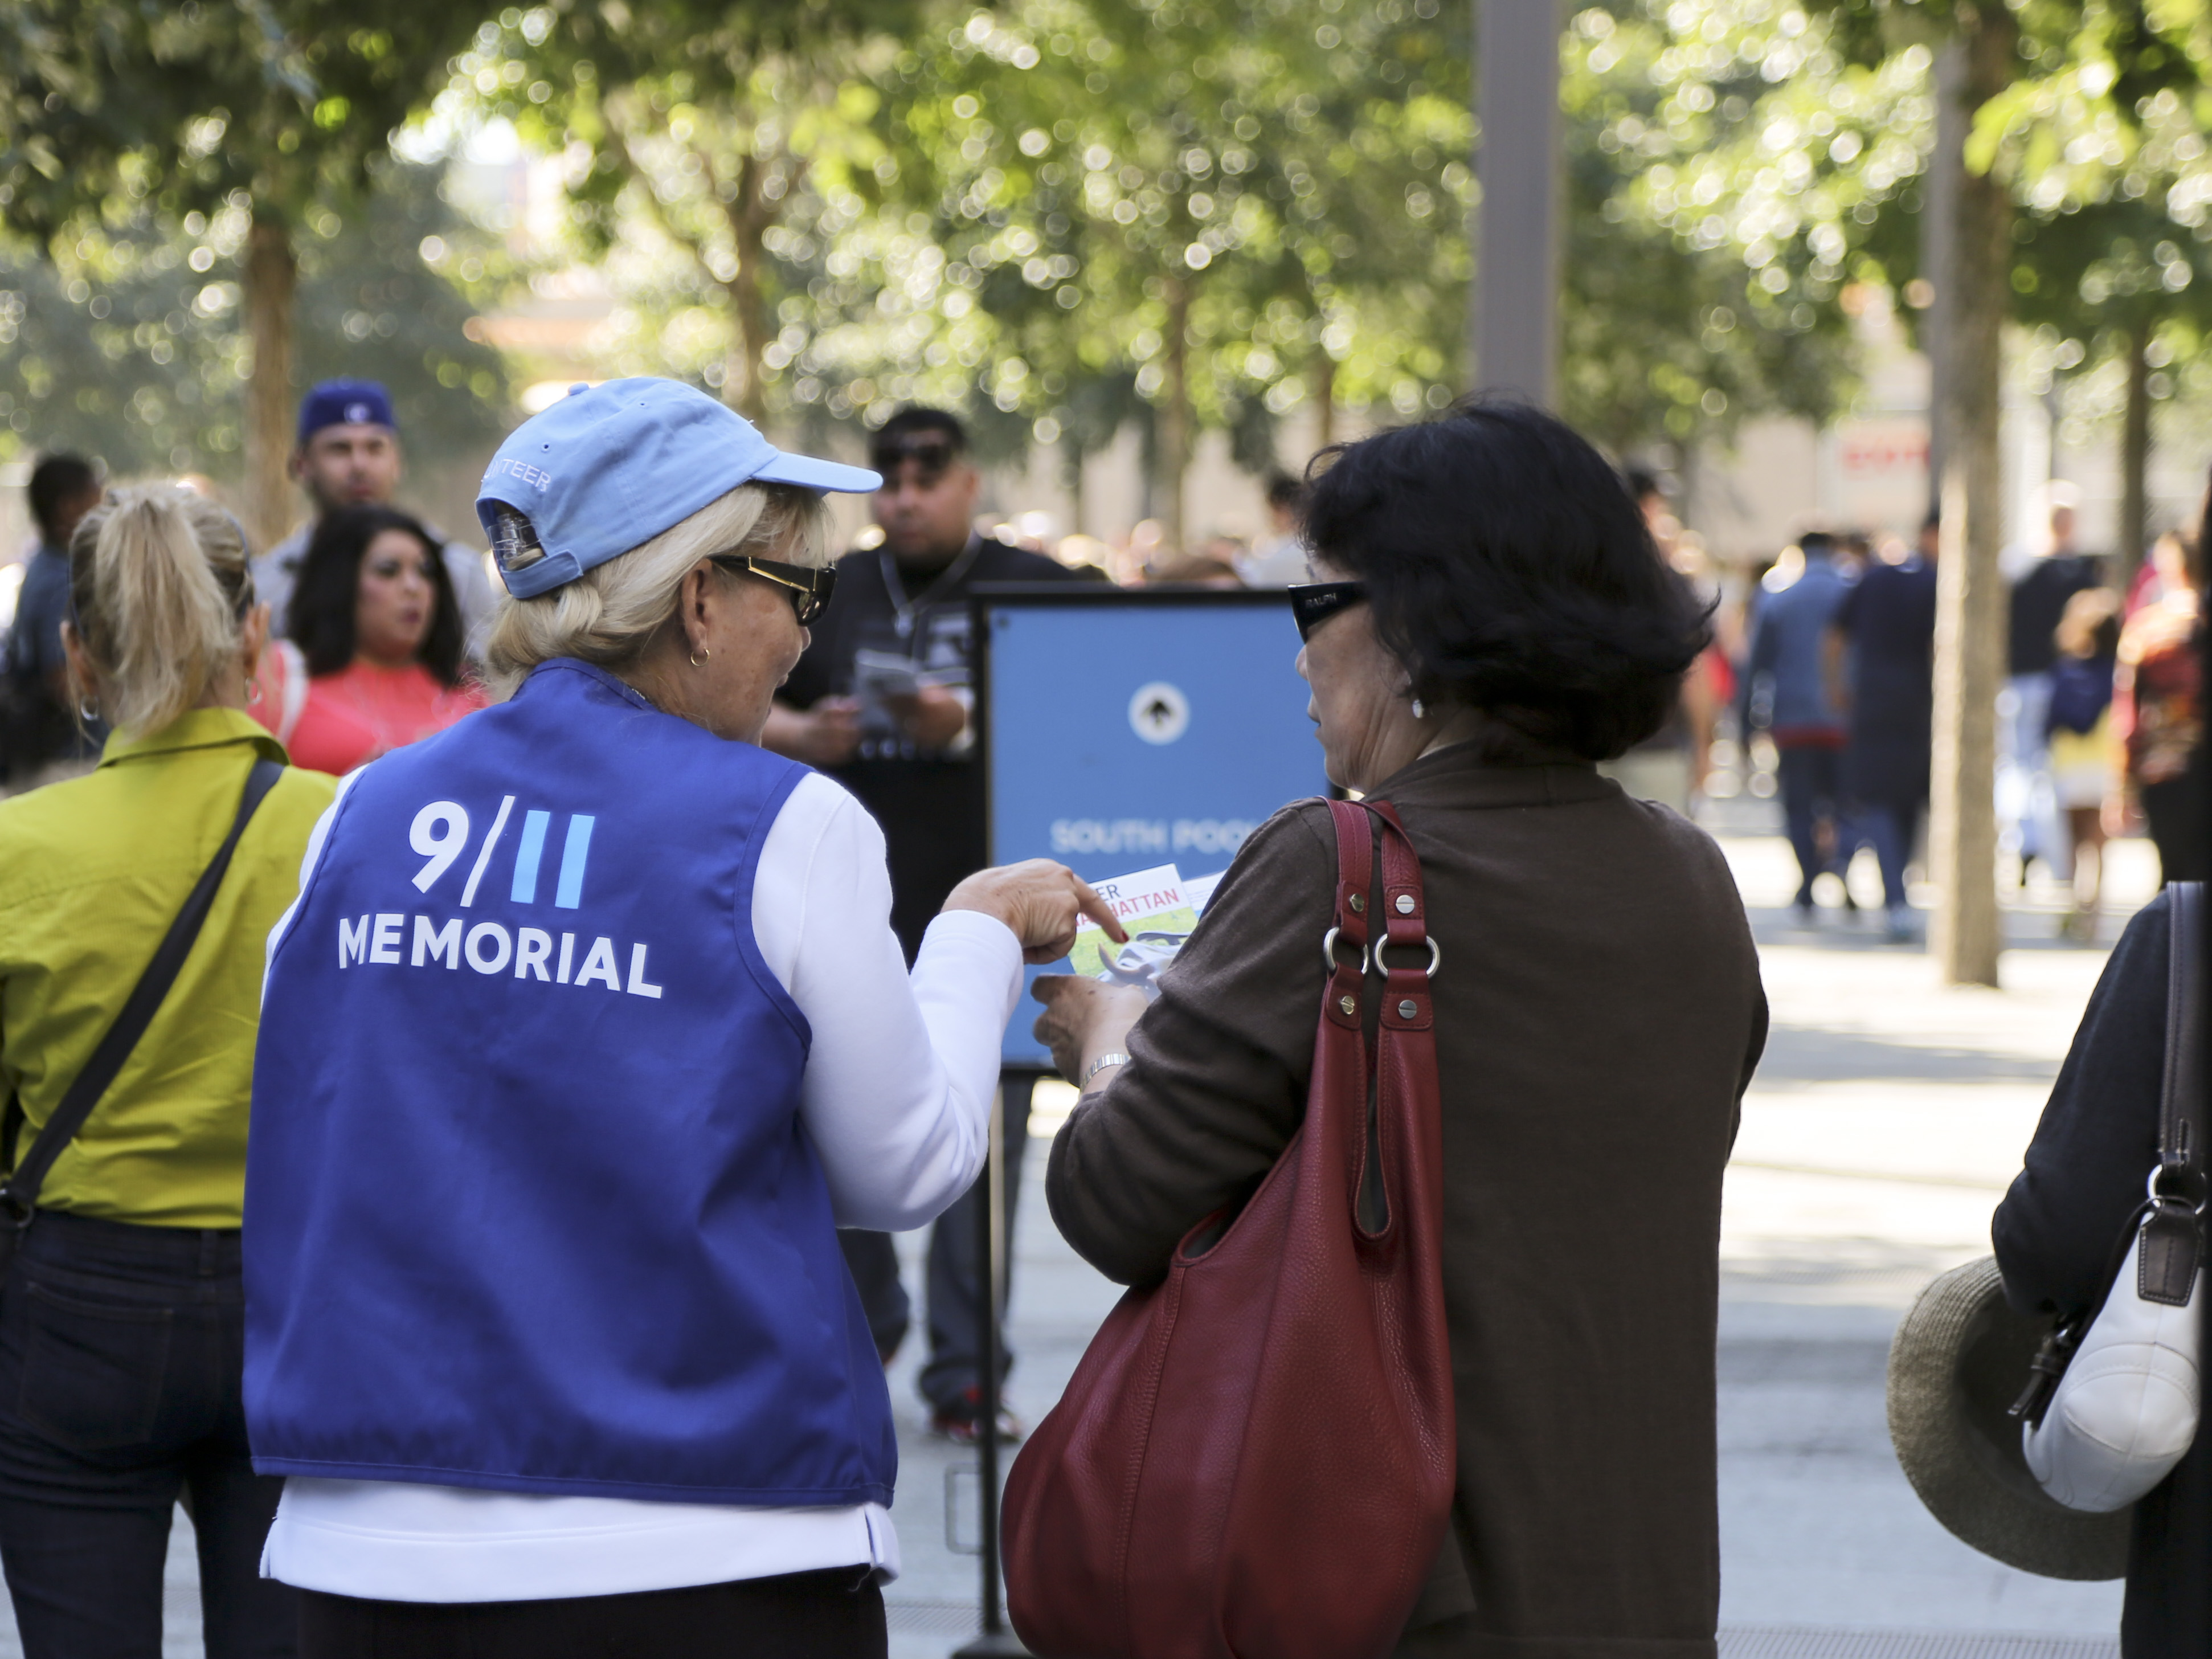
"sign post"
957,586,1328,1651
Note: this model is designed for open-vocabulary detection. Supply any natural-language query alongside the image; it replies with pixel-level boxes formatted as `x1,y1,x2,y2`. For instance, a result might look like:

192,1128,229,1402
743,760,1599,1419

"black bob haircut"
1302,400,1712,762
289,505,467,687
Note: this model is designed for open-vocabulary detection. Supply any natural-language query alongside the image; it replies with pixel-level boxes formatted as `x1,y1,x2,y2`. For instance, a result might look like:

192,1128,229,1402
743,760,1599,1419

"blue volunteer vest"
245,659,894,1506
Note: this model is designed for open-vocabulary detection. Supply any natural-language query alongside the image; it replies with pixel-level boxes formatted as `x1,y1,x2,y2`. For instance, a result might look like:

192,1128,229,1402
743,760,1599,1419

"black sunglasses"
711,554,839,626
1287,581,1367,642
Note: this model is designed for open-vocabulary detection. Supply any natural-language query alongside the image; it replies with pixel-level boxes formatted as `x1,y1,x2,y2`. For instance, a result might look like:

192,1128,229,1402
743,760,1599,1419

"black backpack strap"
1,757,284,1227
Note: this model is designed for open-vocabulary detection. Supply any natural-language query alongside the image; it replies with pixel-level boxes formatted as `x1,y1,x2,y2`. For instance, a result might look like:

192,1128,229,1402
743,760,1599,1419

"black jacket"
1993,892,2202,1656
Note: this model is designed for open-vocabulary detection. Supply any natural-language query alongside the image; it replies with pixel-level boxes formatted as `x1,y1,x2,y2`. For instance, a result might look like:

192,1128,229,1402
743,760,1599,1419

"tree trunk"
1311,356,1336,452
242,211,297,556
1927,2,2014,988
1921,43,1964,494
2119,320,2152,579
721,154,775,426
1157,280,1192,551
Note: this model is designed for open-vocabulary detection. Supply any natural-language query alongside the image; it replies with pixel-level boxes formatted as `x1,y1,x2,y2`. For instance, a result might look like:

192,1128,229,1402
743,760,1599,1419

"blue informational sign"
978,586,1329,1068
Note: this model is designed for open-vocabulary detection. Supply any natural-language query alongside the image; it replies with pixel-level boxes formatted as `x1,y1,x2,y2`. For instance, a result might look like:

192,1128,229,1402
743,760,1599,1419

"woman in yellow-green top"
0,483,334,1659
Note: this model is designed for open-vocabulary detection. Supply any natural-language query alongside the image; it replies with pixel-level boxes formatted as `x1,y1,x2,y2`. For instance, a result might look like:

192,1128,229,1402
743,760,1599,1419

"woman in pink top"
255,506,489,774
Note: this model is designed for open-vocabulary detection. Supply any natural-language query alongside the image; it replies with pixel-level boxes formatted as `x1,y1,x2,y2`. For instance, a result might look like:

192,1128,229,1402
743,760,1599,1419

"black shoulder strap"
1,757,284,1223
2158,881,2206,1199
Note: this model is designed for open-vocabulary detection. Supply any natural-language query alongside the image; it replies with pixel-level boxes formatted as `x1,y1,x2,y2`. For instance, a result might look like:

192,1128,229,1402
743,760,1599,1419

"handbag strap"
2157,880,2206,1205
1321,798,1437,1230
1,756,284,1226
2132,879,2207,1309
1323,799,1379,1043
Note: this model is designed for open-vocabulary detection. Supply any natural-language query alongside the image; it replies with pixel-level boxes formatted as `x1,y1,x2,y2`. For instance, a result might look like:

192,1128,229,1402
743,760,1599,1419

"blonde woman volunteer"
246,381,1116,1658
0,486,335,1656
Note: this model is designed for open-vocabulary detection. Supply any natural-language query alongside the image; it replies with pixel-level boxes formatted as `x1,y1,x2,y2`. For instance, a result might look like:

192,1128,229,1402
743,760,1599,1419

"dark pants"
837,1078,1031,1413
0,1209,297,1659
299,1568,886,1659
1855,798,1923,911
1776,743,1847,904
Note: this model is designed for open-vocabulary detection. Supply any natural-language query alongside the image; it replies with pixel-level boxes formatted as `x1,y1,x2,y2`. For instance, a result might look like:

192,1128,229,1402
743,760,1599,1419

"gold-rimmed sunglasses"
710,554,839,626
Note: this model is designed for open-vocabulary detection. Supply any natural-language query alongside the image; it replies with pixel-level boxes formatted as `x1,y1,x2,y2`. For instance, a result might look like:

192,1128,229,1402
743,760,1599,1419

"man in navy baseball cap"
251,378,498,652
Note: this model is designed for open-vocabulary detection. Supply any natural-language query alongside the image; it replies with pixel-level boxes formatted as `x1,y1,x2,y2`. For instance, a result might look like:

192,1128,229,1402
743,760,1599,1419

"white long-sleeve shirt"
259,768,1023,1601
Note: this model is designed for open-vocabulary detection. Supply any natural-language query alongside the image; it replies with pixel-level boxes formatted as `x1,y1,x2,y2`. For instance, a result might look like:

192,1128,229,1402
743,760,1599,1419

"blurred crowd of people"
4,383,492,796
1726,479,2205,943
0,393,1328,797
10,393,2203,962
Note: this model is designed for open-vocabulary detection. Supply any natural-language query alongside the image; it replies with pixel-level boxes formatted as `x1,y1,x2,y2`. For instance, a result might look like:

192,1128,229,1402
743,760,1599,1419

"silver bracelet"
1081,1052,1132,1088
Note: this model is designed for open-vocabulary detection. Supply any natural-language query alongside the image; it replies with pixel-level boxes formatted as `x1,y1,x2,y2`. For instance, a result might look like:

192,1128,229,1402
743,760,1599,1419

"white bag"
2018,881,2205,1513
2023,1217,2202,1510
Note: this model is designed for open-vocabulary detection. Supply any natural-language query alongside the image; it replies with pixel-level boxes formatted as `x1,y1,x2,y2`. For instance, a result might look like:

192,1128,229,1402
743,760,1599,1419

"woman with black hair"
252,505,488,774
1032,401,1769,1654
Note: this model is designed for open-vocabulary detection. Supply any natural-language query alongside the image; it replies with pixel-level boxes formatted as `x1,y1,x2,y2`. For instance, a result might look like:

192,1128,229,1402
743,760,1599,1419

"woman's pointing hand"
945,860,1127,965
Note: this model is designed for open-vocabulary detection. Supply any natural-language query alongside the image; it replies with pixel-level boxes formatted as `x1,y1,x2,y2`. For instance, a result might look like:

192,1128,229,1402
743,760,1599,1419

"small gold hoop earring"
690,647,710,668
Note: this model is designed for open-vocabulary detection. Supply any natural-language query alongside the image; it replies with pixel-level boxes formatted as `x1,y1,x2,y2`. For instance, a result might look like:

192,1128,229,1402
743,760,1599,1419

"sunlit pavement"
27,815,2163,1657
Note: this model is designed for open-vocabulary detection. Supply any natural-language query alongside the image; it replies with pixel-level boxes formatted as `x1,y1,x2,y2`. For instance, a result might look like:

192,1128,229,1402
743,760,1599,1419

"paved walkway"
10,823,2169,1657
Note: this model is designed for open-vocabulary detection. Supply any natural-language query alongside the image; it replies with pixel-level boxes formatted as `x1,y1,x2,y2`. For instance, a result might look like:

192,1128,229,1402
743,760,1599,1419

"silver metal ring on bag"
2146,1166,2209,1213
1373,936,1442,979
1322,926,1369,978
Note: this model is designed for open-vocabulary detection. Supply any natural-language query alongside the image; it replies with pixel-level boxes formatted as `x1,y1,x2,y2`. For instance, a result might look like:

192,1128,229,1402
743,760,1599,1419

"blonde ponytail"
68,484,255,737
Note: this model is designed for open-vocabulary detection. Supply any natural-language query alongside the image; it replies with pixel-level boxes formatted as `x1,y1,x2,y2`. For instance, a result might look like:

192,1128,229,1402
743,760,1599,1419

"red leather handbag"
1004,799,1457,1659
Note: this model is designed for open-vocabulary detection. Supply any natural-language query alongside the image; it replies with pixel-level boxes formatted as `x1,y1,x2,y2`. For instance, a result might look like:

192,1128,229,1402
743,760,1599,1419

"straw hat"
1886,1256,2129,1581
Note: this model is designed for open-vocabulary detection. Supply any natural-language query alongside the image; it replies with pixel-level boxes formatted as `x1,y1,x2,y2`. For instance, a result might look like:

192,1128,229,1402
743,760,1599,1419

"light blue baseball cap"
476,378,882,599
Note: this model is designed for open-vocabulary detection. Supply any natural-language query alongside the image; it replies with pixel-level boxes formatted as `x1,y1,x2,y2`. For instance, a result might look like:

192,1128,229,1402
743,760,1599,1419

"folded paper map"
1068,863,1204,995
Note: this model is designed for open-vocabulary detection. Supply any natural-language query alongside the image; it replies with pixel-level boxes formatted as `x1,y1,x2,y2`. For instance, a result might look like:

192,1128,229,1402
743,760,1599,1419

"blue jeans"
1776,744,1847,904
1998,672,2062,871
1857,799,1922,912
0,1211,296,1659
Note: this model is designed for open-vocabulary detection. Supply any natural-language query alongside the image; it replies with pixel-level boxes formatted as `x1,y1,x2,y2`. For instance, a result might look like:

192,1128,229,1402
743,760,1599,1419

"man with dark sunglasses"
763,406,1086,1443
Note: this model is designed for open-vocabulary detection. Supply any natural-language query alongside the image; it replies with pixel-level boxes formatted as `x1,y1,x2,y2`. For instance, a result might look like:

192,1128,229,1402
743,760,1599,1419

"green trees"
879,0,1471,540
480,1,917,425
0,0,484,541
1559,6,1862,457
2009,194,2212,575
0,162,506,481
22,0,2207,588
485,0,1872,538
